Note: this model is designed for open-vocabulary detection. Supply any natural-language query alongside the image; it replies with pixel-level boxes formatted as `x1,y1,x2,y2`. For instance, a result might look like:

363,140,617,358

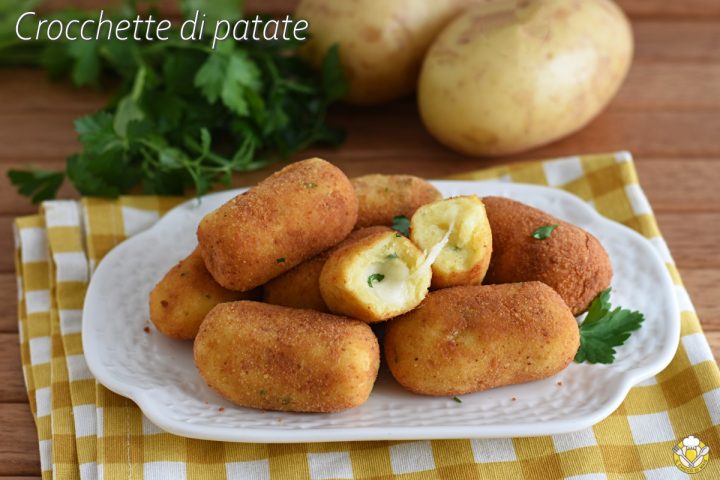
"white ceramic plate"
83,181,680,443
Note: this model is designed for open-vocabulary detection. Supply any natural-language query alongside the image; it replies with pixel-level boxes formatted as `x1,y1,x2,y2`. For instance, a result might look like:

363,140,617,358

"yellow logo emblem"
673,435,710,474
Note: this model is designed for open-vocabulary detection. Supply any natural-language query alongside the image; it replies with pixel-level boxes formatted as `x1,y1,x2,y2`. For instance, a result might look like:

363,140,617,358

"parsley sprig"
4,0,348,202
532,224,559,239
574,288,644,364
392,215,410,237
367,273,385,288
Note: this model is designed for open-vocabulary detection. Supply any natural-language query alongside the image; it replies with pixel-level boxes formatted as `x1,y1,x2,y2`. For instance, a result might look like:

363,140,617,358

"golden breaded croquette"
351,174,442,228
197,158,358,291
263,226,391,312
148,247,254,340
384,282,580,396
319,230,434,323
482,196,612,315
194,301,380,413
410,195,492,288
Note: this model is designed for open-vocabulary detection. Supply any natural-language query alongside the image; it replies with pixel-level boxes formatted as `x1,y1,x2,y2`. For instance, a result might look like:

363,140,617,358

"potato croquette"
410,195,492,288
319,230,434,323
263,226,391,312
194,301,380,412
351,174,442,228
148,247,253,340
482,196,612,314
197,158,358,291
384,282,580,396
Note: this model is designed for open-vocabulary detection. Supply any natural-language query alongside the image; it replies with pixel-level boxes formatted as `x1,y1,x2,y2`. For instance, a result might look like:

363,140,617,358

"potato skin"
419,0,633,155
296,0,480,104
197,158,358,291
352,174,442,229
263,226,391,312
482,196,612,315
194,301,380,413
148,247,252,340
384,283,580,396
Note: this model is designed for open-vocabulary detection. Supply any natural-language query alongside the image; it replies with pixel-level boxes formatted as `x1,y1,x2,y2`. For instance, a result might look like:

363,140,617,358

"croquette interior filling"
415,197,487,271
364,223,454,307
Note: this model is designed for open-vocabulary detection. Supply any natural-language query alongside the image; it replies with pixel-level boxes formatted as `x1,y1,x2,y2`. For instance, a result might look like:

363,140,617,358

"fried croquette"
263,226,391,311
410,195,492,288
351,174,442,228
194,301,380,413
148,247,253,340
319,230,436,323
482,196,612,314
197,158,358,291
384,282,580,396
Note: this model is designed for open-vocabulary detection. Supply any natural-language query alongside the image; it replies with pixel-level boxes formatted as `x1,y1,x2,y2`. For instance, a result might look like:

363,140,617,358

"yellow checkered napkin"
14,152,720,479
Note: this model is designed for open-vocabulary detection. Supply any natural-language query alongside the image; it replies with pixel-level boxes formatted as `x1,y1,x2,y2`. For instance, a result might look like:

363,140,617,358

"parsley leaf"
367,273,385,288
532,224,559,239
194,46,261,116
5,1,347,201
7,169,65,204
574,288,645,364
452,396,462,404
321,45,348,102
392,215,410,237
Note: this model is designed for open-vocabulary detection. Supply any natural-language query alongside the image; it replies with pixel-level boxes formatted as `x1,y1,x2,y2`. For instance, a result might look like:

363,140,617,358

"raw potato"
352,174,442,228
194,301,380,412
197,158,358,291
384,282,580,396
320,230,432,323
410,195,492,288
148,247,252,340
264,226,391,312
483,196,612,315
296,0,480,104
419,0,633,155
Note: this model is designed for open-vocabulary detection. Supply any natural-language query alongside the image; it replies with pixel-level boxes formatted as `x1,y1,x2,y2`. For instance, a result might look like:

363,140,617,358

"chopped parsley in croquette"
367,273,385,288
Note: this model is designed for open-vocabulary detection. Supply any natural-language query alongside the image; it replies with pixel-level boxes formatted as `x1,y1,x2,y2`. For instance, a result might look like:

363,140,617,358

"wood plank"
0,217,17,273
615,63,720,110
615,0,720,18
0,404,40,476
316,108,720,160
683,269,720,332
3,60,718,117
2,106,720,166
0,274,19,333
635,159,720,213
40,0,720,18
0,335,28,403
0,70,106,114
634,21,720,62
36,0,720,19
657,212,720,269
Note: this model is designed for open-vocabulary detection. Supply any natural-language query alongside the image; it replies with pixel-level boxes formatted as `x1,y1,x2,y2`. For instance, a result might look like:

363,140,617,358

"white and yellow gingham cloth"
14,152,720,479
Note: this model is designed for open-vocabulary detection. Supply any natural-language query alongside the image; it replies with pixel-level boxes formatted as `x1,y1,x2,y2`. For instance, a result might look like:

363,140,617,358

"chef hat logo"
683,435,701,448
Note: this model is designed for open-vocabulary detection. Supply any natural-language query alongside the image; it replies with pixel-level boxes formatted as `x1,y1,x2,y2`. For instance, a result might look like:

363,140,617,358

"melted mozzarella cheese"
365,221,455,306
364,259,411,306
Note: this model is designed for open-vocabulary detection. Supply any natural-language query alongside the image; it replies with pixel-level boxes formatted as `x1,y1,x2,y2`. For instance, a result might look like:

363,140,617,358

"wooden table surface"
1,0,719,477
